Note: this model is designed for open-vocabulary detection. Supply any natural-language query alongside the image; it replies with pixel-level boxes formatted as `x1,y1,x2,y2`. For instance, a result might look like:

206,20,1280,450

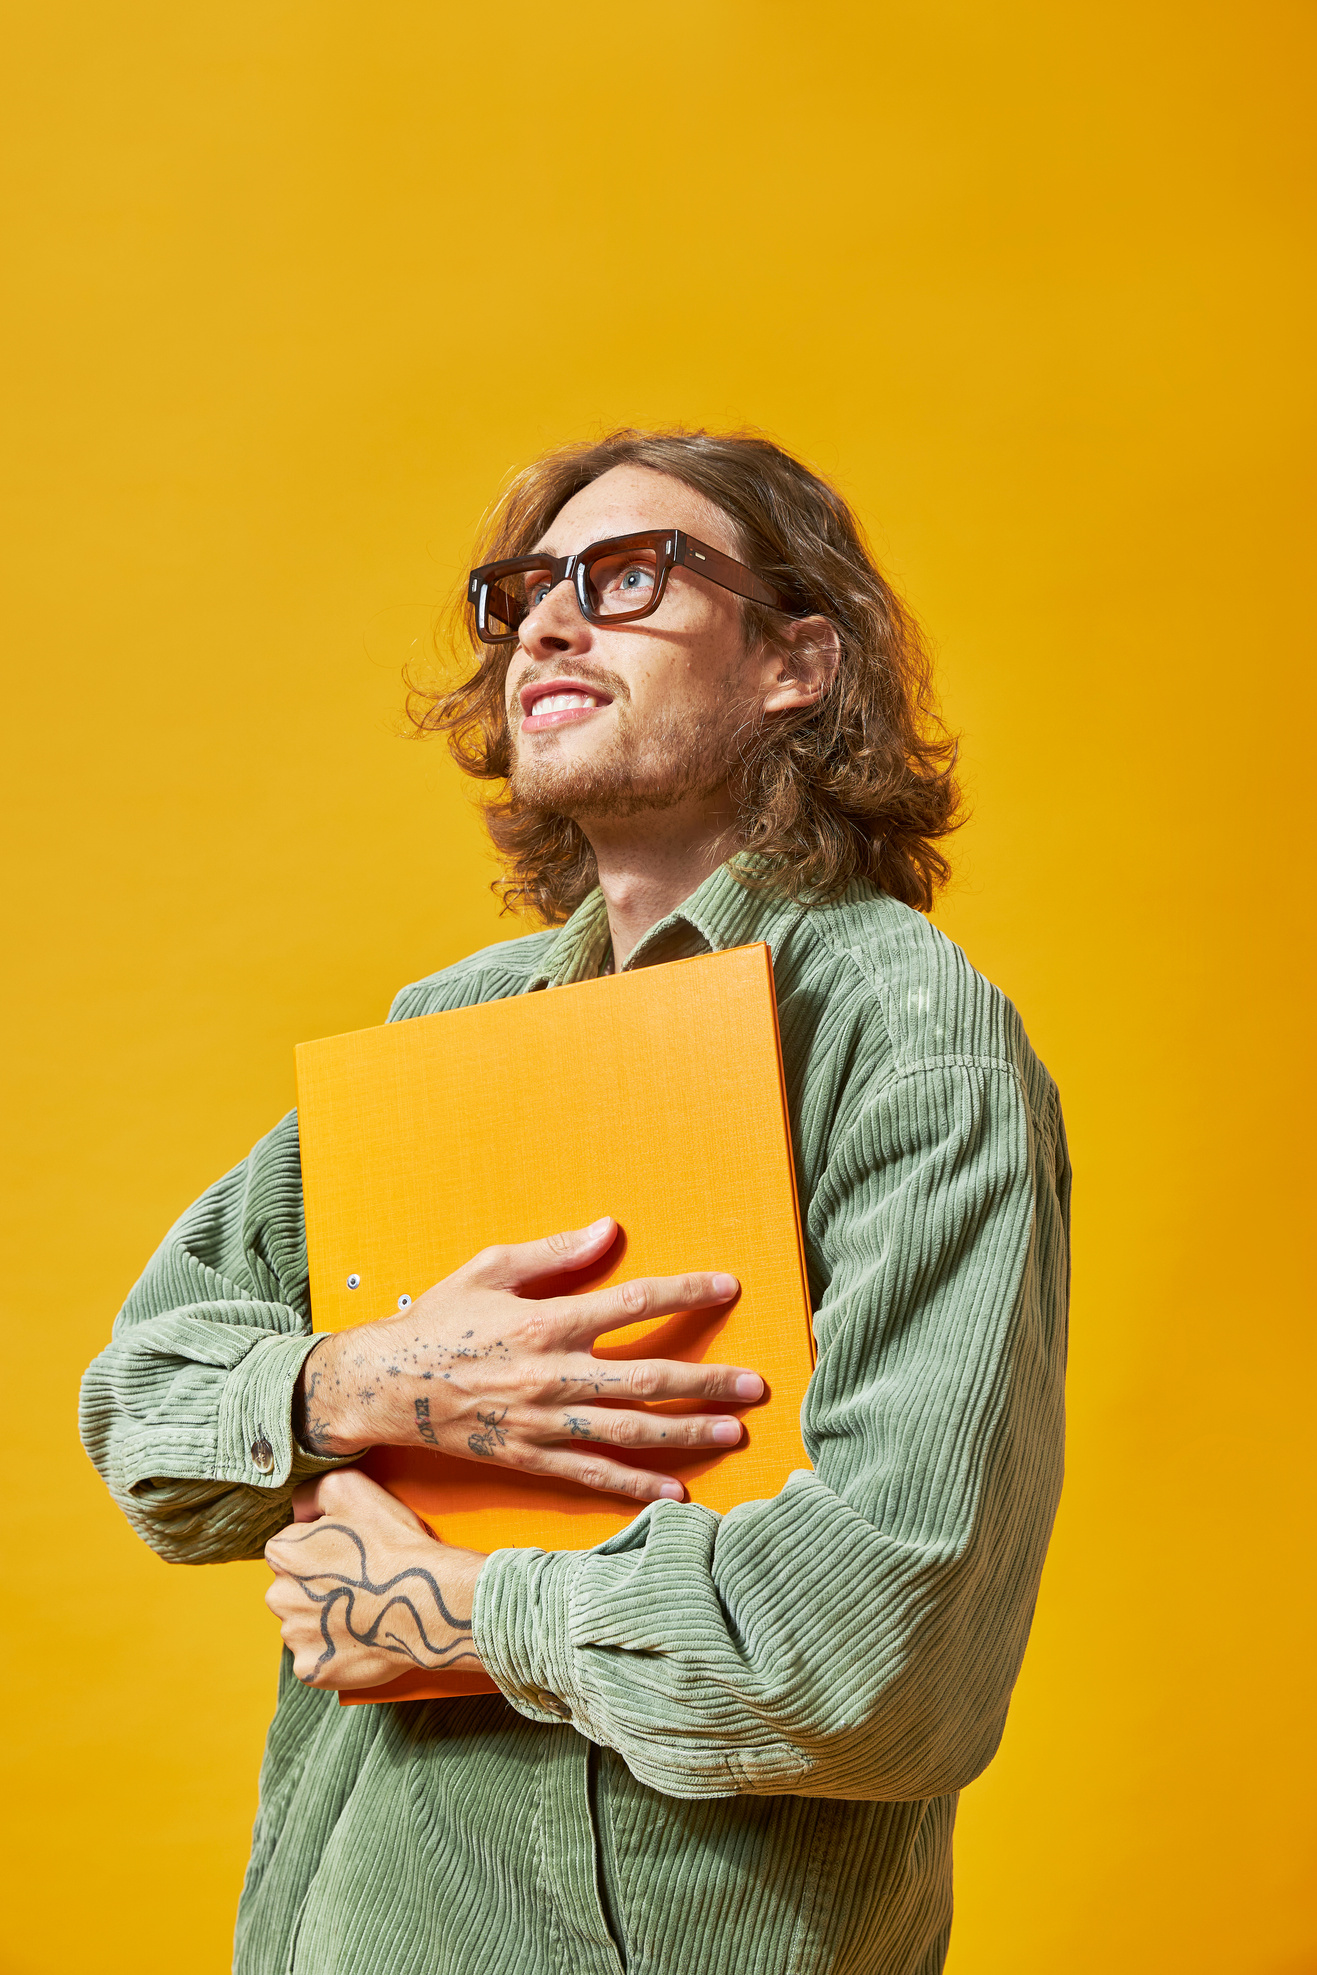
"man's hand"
264,1470,487,1689
293,1217,763,1505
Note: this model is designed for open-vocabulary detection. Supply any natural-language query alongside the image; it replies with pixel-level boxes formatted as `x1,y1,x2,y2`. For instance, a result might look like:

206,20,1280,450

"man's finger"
561,1355,765,1406
544,1405,745,1453
519,1443,689,1505
264,1522,308,1574
291,1477,331,1522
290,1467,441,1551
457,1217,619,1291
292,1465,388,1521
558,1270,741,1344
265,1573,302,1615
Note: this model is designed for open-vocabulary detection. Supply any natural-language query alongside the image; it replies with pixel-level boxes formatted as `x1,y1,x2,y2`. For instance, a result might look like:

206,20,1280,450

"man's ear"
759,616,842,714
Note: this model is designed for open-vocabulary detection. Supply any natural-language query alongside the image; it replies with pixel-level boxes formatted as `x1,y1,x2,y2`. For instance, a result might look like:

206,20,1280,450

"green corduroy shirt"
80,863,1069,1975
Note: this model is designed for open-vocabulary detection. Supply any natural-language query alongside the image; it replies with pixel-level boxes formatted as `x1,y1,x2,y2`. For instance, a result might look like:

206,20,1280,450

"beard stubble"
508,692,746,822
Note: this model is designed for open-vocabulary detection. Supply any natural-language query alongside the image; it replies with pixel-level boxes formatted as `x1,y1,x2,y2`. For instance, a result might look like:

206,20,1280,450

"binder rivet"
346,1273,361,1289
397,1293,413,1309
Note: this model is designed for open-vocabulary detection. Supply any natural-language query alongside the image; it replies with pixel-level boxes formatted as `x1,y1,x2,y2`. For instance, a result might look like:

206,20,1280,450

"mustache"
508,657,631,707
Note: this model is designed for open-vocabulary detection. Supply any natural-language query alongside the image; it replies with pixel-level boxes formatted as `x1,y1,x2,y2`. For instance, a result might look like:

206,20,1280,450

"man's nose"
518,577,590,656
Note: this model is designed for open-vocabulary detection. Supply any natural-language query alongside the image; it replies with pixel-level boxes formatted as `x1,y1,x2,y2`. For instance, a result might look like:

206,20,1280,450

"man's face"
504,465,759,821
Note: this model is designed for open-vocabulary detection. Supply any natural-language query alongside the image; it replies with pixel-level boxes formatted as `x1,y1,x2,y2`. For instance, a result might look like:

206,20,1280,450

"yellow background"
2,4,1313,1970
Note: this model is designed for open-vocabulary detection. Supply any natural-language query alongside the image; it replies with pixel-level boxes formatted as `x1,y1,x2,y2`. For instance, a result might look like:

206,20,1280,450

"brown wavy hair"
408,428,961,923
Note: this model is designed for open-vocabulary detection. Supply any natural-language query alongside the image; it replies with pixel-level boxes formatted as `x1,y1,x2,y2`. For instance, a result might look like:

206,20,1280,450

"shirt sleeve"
78,1110,352,1564
473,1060,1070,1802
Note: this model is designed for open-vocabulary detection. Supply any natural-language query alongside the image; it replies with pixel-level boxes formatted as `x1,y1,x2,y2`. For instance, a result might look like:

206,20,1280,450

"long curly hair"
408,428,961,923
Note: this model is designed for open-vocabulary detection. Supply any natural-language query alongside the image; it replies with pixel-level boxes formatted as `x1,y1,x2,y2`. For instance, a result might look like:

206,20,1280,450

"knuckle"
606,1412,640,1447
493,1417,529,1457
628,1363,662,1401
619,1279,650,1316
521,1306,557,1350
544,1229,573,1256
470,1243,508,1280
682,1274,705,1305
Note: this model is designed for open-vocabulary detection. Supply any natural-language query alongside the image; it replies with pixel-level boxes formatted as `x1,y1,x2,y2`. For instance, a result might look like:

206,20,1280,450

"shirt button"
250,1434,275,1473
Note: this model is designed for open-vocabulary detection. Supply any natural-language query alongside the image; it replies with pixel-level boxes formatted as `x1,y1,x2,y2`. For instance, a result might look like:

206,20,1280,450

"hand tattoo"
414,1397,439,1447
467,1407,509,1457
279,1522,476,1675
564,1415,592,1438
293,1363,337,1457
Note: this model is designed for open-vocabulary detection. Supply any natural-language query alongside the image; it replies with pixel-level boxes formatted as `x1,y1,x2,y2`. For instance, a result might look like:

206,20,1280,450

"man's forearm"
80,1319,342,1565
78,1110,339,1564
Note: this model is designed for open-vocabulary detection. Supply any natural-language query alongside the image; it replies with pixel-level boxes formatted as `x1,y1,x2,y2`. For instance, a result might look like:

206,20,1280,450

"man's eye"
528,581,551,607
587,551,659,614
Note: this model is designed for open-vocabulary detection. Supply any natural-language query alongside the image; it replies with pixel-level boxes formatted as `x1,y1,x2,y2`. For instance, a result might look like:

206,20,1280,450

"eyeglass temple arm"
674,533,802,616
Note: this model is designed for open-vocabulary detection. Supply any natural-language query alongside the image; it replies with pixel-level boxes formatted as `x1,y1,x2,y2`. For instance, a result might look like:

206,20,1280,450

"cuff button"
250,1434,275,1473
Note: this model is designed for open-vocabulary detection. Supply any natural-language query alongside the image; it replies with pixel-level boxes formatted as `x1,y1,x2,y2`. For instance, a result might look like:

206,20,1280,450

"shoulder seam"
805,1056,1034,1231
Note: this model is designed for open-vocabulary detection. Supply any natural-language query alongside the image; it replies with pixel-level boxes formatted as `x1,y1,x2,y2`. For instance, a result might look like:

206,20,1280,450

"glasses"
466,529,805,644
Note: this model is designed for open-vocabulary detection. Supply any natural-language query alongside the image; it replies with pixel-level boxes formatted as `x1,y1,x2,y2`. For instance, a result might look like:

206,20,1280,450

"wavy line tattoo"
280,1522,477,1676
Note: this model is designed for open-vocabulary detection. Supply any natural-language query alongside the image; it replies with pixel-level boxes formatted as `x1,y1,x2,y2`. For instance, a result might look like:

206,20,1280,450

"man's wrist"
292,1334,373,1458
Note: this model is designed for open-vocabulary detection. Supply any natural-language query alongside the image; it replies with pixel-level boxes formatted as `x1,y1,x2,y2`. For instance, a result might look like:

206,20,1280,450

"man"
81,428,1069,1975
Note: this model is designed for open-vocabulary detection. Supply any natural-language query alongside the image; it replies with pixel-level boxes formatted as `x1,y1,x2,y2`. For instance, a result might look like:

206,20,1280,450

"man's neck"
580,795,736,970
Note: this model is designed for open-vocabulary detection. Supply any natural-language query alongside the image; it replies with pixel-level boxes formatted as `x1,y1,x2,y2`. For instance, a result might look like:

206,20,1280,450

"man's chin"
508,769,693,822
508,712,736,823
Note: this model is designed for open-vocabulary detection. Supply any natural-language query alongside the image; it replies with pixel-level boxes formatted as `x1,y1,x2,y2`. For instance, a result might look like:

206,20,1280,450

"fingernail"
735,1373,764,1400
711,1273,738,1297
658,1482,684,1500
712,1418,742,1444
587,1217,612,1236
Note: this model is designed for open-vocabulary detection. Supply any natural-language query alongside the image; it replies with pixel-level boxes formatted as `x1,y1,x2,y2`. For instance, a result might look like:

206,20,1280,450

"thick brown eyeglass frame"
466,529,806,644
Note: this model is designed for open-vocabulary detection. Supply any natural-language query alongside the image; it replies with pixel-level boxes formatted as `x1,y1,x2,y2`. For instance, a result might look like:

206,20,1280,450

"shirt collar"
527,857,806,990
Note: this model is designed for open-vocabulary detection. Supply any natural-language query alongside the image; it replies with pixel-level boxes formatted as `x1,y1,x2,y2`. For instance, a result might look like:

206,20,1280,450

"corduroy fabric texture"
79,862,1069,1975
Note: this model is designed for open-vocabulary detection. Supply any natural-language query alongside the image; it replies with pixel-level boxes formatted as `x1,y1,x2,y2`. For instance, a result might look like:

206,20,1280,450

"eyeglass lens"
580,543,660,619
483,542,664,637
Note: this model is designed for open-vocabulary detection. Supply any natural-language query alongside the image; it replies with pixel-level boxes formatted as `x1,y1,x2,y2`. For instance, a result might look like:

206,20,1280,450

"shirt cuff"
214,1329,326,1488
473,1546,585,1726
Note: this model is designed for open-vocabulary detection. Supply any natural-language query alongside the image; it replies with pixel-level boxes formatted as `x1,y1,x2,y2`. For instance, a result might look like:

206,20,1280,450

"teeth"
532,691,600,715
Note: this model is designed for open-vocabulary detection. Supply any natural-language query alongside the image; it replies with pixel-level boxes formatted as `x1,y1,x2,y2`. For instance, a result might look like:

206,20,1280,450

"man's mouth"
518,677,614,732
